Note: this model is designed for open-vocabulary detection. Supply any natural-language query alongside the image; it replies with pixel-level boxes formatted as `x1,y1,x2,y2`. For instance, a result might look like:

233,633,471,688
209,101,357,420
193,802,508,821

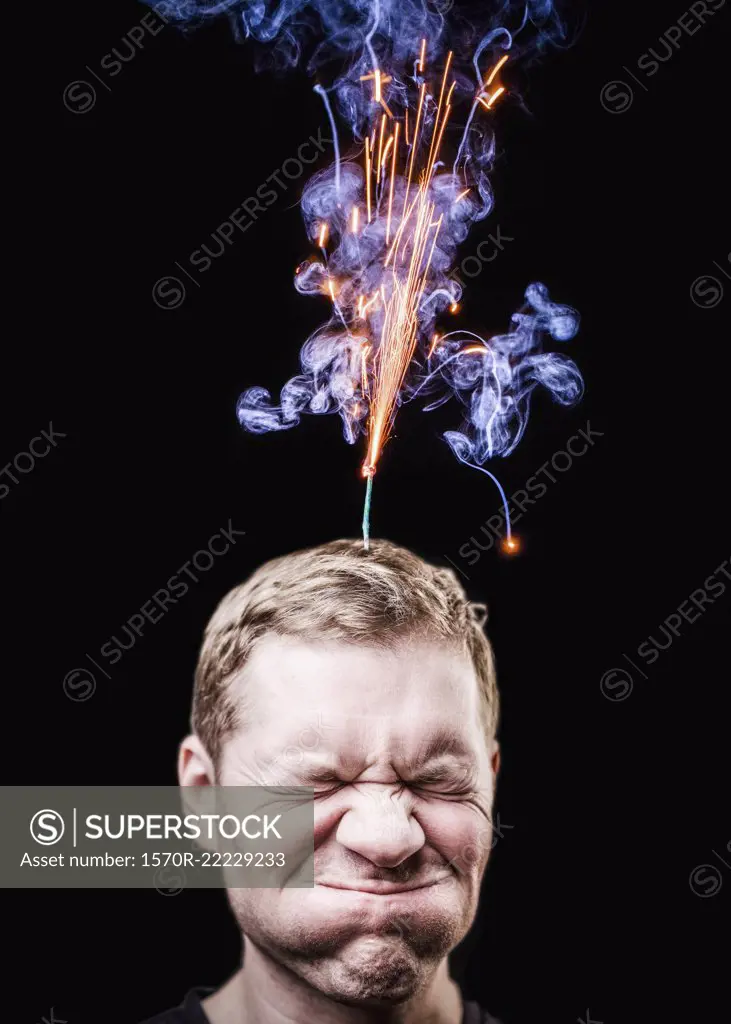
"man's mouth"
316,875,450,895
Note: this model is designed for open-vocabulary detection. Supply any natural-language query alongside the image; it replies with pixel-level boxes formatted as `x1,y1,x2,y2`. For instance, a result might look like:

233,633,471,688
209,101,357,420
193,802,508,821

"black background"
8,1,729,1022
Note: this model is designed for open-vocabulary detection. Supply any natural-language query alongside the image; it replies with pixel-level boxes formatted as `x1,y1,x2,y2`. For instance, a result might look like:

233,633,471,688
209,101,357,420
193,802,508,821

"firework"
150,2,585,554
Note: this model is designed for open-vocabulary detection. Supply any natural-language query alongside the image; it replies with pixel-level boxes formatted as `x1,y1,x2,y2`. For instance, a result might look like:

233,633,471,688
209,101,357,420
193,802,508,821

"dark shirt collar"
151,986,498,1024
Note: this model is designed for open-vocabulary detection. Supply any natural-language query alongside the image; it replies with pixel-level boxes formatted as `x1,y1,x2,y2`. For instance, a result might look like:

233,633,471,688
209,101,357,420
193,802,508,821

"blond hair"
192,538,498,766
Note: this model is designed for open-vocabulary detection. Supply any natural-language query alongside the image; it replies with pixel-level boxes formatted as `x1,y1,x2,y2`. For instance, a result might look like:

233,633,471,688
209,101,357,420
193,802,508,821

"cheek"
417,801,493,875
227,887,283,937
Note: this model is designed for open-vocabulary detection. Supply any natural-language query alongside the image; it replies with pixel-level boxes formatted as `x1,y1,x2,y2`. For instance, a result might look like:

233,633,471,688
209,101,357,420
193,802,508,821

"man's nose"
335,786,425,868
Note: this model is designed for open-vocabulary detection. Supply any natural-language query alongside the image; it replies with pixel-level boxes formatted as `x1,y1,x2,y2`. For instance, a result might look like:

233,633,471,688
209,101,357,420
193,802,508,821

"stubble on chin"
323,933,439,1004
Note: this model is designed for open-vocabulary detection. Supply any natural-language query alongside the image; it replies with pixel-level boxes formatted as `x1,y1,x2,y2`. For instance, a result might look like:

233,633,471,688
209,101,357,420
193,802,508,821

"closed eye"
301,767,343,790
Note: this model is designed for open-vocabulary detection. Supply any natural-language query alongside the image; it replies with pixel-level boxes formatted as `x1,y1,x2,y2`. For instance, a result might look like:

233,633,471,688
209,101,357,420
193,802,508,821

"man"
144,538,503,1024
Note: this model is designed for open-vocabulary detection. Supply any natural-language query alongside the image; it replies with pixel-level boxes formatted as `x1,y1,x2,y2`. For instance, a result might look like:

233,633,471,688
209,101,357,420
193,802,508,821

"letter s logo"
30,809,65,845
637,641,660,666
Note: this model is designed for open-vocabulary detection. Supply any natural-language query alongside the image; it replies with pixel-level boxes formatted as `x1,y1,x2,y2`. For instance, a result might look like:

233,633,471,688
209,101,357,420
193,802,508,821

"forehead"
234,634,484,752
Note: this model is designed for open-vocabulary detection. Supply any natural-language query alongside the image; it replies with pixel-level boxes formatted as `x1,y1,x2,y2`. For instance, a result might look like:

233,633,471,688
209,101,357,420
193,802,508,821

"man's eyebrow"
402,731,473,771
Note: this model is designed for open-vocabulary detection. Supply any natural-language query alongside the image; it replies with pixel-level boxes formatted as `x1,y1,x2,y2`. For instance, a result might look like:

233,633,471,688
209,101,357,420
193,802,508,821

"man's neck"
202,941,463,1024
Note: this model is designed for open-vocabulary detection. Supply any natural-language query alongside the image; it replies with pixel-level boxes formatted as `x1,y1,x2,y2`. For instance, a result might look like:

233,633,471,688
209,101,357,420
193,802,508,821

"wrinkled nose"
335,786,425,868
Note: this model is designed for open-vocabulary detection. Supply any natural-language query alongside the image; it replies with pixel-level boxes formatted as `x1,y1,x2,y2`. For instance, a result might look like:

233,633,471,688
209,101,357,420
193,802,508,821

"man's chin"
231,882,468,1002
324,934,429,1005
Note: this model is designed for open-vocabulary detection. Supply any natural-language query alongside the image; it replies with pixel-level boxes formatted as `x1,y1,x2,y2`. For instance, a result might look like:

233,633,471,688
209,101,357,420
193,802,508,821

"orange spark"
404,82,426,211
351,206,360,233
456,188,470,202
365,137,372,221
425,52,453,179
485,54,509,87
318,222,328,247
377,114,386,182
418,38,426,73
381,135,394,176
480,86,506,110
478,55,509,110
390,192,419,266
386,121,400,244
450,302,459,313
427,101,452,189
361,71,392,86
356,53,466,480
360,343,370,394
364,190,445,474
501,535,520,555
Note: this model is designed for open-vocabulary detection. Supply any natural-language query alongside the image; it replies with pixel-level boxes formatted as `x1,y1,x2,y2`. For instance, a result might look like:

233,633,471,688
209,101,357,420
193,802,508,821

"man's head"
180,538,501,1005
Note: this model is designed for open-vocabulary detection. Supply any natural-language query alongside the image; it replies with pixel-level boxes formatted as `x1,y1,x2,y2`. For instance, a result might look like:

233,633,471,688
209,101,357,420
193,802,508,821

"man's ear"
491,741,501,779
178,733,215,787
178,735,219,854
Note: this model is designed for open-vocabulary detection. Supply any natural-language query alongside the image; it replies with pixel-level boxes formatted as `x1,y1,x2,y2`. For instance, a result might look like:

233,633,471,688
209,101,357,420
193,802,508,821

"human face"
218,634,498,1005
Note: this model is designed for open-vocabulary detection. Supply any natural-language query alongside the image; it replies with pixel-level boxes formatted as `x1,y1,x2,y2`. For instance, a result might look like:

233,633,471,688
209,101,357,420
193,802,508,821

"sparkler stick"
362,470,374,550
